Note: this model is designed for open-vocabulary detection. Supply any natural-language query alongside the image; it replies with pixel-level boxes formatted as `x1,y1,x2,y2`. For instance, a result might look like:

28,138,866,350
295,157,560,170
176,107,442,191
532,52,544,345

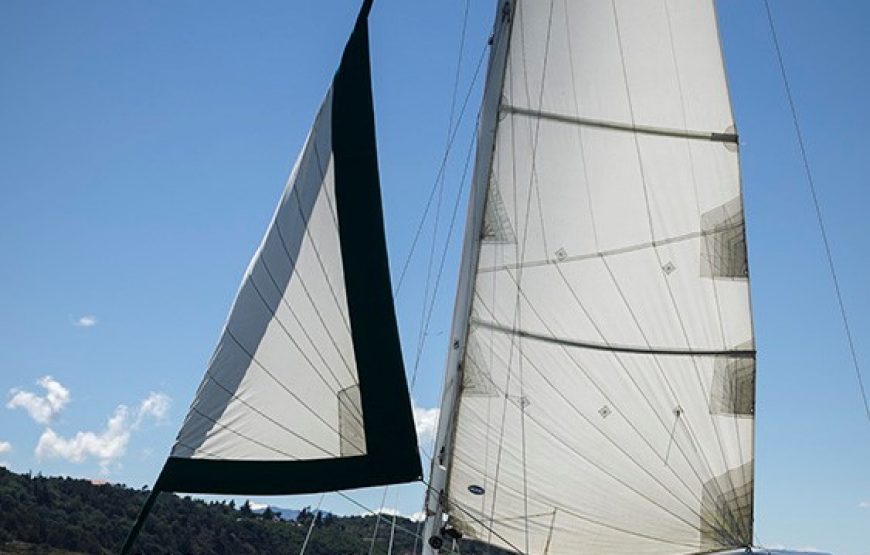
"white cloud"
136,392,171,425
37,405,131,473
763,545,828,554
249,502,269,511
34,391,171,474
74,315,97,327
0,441,11,455
413,401,439,445
365,507,404,519
365,507,426,522
7,376,70,424
409,511,426,523
859,500,870,509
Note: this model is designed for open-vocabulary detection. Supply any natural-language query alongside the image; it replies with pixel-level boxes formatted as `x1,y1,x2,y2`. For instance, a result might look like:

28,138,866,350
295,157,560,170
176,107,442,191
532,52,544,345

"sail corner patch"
700,463,753,550
481,180,516,244
338,385,366,456
709,347,755,417
701,197,748,280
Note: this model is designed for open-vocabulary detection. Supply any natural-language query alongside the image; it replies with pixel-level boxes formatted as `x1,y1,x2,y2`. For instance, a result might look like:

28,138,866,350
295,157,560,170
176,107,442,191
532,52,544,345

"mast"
422,2,516,552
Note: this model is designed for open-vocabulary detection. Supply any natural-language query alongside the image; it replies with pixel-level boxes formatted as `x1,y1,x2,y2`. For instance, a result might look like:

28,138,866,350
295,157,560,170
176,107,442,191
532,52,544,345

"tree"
240,499,253,518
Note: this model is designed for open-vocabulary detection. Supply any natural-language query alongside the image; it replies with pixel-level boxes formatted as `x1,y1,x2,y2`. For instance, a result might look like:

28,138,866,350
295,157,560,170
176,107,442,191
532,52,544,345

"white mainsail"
426,1,755,554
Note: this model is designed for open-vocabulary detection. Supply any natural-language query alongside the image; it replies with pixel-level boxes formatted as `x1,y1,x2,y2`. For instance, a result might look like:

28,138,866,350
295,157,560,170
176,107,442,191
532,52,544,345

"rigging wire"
763,0,870,424
387,488,401,555
368,486,391,555
418,480,526,555
298,493,325,555
484,1,553,551
150,10,497,554
447,0,472,145
350,5,482,550
334,489,424,543
409,124,477,391
393,41,490,296
264,21,487,555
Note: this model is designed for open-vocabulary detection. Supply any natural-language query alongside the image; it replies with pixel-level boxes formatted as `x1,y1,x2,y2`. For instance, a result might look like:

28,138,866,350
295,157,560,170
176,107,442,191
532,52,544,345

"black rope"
764,0,870,424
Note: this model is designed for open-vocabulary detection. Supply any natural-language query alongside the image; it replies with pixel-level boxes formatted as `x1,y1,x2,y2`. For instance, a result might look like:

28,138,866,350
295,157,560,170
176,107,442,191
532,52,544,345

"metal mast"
421,2,516,552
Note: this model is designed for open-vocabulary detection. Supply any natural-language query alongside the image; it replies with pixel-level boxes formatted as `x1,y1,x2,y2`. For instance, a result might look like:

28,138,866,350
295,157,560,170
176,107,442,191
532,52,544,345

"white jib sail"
171,90,367,463
435,1,755,554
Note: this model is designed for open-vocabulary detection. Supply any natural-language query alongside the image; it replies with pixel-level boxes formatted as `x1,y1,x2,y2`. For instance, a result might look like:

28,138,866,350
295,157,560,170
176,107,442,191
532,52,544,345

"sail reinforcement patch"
700,463,753,550
481,181,516,243
709,345,755,417
701,197,748,279
338,385,366,456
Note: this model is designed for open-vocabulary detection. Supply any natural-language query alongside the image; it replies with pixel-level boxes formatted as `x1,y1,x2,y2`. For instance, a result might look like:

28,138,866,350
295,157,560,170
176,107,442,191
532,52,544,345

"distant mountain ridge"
253,506,298,521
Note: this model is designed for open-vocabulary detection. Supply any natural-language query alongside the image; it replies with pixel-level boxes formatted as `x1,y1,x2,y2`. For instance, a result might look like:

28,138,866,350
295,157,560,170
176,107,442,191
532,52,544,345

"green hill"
0,467,506,554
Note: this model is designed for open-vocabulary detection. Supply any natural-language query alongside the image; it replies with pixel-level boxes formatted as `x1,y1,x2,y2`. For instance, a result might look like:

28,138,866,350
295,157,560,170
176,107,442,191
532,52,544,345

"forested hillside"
0,468,505,554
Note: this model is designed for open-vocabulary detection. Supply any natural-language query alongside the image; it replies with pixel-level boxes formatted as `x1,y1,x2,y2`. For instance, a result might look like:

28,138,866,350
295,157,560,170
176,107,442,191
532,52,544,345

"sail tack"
156,1,421,495
438,1,754,553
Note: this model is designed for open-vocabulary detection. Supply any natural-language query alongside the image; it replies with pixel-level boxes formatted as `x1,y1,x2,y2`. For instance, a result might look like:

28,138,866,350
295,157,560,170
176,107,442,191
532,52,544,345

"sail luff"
422,1,518,552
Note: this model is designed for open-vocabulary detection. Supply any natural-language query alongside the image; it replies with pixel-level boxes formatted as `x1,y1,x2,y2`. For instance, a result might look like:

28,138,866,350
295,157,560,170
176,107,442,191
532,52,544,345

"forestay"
155,0,421,495
439,1,755,553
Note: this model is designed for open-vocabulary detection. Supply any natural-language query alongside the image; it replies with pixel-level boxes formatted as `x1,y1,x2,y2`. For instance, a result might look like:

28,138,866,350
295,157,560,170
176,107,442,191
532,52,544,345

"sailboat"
125,0,761,553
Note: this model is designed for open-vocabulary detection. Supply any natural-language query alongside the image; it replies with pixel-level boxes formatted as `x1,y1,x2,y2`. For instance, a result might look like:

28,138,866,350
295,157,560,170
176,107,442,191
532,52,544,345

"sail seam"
473,319,755,358
502,104,738,143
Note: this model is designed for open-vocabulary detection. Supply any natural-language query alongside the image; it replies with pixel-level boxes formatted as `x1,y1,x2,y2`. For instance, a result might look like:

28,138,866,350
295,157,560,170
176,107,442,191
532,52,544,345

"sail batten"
502,105,738,143
428,1,755,553
471,319,755,358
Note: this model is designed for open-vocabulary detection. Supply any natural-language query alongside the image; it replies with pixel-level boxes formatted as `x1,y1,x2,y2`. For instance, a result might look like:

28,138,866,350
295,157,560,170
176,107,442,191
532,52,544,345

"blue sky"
1,1,868,554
